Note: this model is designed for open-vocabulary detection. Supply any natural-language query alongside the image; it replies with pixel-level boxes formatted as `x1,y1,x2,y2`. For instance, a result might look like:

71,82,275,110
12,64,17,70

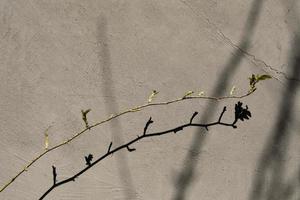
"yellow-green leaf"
44,125,52,150
230,86,236,96
183,91,194,98
257,74,272,81
198,91,205,96
44,133,49,150
148,90,159,103
131,108,141,112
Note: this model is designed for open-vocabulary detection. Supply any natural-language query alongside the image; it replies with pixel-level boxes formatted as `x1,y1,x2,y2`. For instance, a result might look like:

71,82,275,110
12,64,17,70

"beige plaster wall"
0,0,299,199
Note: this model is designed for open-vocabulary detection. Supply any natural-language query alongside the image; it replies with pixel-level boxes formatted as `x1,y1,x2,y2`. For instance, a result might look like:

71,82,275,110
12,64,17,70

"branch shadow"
248,1,300,199
97,15,137,199
173,0,264,199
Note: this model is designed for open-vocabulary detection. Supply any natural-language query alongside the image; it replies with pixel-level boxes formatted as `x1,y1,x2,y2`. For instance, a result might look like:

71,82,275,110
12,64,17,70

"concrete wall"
0,0,299,199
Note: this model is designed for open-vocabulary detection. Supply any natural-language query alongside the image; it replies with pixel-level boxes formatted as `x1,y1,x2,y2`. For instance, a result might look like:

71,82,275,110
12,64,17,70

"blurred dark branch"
81,109,91,129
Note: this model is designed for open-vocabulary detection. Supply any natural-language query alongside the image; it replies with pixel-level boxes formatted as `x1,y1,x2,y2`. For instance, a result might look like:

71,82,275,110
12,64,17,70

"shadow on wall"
172,0,265,199
97,15,137,200
248,1,300,199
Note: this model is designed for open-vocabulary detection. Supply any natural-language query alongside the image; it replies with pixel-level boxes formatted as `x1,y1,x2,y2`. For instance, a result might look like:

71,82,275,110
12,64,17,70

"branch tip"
52,166,57,185
107,142,113,153
190,111,198,124
174,127,183,133
218,106,227,122
143,117,154,135
127,146,136,152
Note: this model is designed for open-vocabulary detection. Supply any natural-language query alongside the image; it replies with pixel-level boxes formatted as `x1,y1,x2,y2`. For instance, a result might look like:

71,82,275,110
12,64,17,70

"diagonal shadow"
97,15,137,200
248,1,300,199
173,0,264,199
278,166,300,199
248,37,300,200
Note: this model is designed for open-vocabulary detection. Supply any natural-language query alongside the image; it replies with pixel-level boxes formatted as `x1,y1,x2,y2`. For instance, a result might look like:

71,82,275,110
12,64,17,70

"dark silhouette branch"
107,142,113,153
189,112,198,124
52,166,57,185
143,117,154,135
218,107,227,122
126,146,136,152
39,101,251,200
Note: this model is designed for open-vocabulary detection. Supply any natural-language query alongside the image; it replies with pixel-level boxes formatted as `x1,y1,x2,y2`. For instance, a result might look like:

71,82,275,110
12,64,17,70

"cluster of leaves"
249,74,272,92
84,154,93,166
235,101,251,122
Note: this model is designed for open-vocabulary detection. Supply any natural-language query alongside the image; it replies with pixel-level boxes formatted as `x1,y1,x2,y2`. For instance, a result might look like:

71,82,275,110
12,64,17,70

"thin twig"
190,112,199,124
218,107,227,122
0,89,255,193
39,102,251,199
107,142,113,153
52,166,57,185
143,117,154,135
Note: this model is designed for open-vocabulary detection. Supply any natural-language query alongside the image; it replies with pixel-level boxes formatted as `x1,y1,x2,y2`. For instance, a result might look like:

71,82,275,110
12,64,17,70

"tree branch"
0,84,256,193
39,102,251,199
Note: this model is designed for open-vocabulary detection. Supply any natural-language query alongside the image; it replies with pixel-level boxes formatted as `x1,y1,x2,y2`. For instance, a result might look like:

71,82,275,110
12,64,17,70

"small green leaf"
148,90,159,103
183,91,194,98
249,74,256,86
130,108,141,112
44,125,52,150
230,86,236,96
257,74,272,81
198,91,205,96
44,134,49,150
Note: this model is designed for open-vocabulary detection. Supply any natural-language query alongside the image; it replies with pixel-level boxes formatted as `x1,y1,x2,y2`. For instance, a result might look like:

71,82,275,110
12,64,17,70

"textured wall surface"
0,0,299,199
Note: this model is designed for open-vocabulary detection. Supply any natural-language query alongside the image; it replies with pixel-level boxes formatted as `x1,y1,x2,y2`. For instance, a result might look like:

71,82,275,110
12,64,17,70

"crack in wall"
179,0,300,84
238,48,300,83
221,35,300,83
